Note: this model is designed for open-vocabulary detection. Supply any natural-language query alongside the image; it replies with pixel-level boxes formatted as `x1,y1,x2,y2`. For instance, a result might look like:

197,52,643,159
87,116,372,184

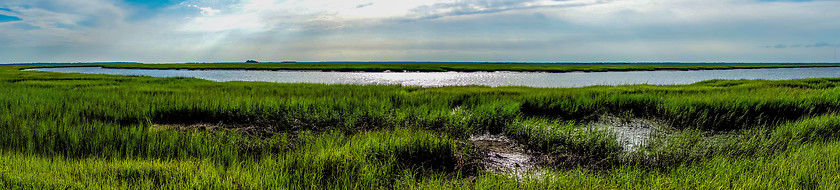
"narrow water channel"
26,66,840,88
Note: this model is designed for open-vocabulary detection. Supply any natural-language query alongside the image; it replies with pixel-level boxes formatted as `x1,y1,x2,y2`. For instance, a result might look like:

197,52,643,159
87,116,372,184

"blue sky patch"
124,0,185,9
0,14,22,23
122,0,188,21
13,23,39,30
759,0,812,2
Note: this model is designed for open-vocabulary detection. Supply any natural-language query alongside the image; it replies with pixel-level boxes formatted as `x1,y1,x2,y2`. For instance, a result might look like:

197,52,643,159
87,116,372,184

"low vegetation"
2,64,840,188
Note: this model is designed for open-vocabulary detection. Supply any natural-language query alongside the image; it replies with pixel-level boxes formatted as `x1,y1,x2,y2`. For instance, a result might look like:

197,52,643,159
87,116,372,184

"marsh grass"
505,119,622,169
4,65,840,188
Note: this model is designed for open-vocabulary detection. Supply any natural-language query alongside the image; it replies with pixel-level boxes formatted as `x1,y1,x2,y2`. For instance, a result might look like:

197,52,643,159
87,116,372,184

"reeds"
4,65,840,188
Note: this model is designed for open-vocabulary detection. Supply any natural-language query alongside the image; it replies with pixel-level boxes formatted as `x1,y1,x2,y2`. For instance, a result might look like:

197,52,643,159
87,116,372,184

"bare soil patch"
591,115,662,152
469,134,538,178
151,123,279,136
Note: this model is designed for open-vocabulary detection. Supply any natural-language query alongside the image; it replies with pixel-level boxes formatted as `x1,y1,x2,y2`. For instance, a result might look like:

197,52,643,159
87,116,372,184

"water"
26,66,840,88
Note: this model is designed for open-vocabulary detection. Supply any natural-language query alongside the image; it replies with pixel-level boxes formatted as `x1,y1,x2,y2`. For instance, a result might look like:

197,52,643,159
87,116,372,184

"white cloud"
177,0,441,33
199,7,220,16
406,0,606,20
2,0,840,63
186,5,220,16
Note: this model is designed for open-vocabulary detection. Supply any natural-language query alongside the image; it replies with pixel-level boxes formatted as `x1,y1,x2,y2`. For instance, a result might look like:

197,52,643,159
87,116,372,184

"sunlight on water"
27,67,840,88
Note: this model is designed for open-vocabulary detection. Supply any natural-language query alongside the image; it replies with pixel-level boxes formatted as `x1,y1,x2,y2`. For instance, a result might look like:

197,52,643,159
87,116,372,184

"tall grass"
506,119,621,169
4,65,840,188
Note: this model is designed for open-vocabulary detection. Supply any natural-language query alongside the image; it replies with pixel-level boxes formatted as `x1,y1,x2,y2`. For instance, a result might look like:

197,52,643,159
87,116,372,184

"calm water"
26,66,840,88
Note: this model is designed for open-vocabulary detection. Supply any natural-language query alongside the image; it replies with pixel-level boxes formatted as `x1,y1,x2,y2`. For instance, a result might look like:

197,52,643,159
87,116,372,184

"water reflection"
27,67,840,88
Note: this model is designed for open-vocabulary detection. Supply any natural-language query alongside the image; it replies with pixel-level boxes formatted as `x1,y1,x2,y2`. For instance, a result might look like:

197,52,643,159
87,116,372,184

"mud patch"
591,115,663,152
151,123,278,136
469,134,537,178
151,123,222,132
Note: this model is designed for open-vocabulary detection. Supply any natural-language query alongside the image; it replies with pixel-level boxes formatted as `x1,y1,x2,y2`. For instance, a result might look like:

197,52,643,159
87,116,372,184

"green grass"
4,64,840,188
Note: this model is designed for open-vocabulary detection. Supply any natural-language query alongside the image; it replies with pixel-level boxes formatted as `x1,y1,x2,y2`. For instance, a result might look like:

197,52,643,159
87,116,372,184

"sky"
1,0,839,63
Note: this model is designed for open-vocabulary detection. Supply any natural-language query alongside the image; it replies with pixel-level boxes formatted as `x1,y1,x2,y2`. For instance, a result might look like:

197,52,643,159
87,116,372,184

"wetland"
4,63,840,189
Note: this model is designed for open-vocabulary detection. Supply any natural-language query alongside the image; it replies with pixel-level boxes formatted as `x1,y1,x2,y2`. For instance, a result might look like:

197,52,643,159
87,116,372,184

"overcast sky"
1,0,839,63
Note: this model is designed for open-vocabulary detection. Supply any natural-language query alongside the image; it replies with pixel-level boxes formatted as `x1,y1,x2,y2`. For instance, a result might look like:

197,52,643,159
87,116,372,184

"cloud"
765,42,838,48
809,42,835,48
407,0,606,20
356,2,373,8
186,5,220,16
2,0,840,63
